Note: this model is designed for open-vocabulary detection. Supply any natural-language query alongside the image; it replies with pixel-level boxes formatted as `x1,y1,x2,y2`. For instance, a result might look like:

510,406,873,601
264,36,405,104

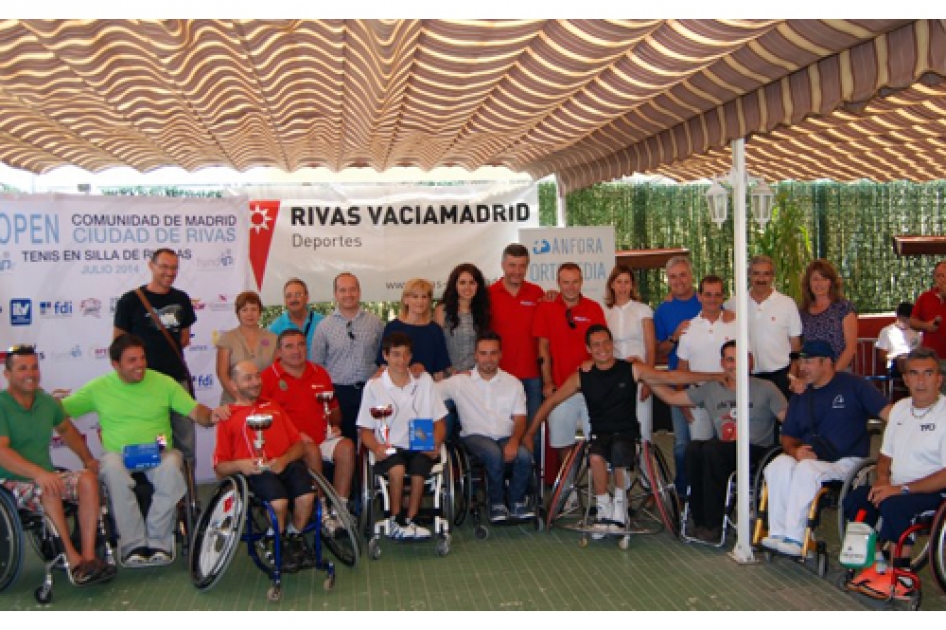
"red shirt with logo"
260,360,338,443
213,400,300,466
489,279,546,379
533,295,607,387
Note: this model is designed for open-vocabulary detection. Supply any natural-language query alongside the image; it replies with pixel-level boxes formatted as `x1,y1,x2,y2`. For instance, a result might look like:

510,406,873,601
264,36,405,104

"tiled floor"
2,434,943,611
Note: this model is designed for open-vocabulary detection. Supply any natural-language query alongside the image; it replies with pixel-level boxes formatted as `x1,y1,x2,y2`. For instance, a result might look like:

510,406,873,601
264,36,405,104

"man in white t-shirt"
677,275,738,441
876,302,921,378
843,347,946,593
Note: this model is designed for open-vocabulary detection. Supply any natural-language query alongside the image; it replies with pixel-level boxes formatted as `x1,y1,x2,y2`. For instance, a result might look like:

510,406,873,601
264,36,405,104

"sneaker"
694,526,722,543
776,539,804,557
510,502,535,520
489,504,510,523
404,519,431,540
123,546,152,566
760,535,784,550
149,548,172,565
591,518,611,540
611,499,627,526
280,534,303,573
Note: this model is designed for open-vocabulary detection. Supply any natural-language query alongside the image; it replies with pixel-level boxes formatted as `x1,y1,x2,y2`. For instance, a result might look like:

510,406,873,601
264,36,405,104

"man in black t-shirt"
113,248,198,462
526,324,720,534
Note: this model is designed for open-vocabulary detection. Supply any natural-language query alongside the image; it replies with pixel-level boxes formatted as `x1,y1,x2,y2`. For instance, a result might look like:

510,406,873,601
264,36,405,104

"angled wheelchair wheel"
546,441,588,531
190,475,248,592
441,445,456,527
358,451,377,540
929,499,946,593
0,489,25,593
752,446,782,518
450,442,471,527
642,440,680,538
837,458,876,543
310,470,361,568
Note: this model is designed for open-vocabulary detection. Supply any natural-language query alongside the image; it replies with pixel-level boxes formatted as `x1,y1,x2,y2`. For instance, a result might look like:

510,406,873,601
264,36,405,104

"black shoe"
280,535,302,573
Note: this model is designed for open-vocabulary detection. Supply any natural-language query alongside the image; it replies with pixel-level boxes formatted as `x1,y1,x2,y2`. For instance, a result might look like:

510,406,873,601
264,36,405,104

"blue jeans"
522,377,543,458
671,406,691,496
461,434,533,507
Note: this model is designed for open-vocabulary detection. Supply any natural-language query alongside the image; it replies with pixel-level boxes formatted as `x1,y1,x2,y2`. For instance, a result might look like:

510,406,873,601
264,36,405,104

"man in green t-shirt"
62,334,224,566
0,345,114,585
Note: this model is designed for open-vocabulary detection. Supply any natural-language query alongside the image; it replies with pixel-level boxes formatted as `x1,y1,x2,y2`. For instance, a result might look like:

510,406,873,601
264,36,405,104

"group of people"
3,243,946,597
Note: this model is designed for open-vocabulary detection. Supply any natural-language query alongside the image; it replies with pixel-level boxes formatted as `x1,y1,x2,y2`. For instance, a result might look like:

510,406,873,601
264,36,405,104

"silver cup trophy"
315,389,335,441
246,413,274,471
369,404,396,455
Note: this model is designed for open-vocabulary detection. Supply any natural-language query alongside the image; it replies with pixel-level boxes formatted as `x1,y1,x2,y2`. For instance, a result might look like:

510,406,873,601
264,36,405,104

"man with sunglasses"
269,278,324,355
533,263,606,463
310,272,384,442
0,345,115,585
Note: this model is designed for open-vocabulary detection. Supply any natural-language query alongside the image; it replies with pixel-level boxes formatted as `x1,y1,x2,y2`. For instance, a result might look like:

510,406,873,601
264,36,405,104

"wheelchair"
836,459,946,610
545,437,679,549
0,481,117,604
359,444,454,559
450,438,543,540
189,469,351,602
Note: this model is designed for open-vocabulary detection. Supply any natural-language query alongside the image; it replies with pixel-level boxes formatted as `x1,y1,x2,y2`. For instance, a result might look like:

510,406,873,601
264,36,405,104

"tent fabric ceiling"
0,19,943,192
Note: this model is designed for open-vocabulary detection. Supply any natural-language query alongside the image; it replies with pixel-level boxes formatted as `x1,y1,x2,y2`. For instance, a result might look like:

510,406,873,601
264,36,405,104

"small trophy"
246,413,274,471
369,404,396,455
315,389,335,441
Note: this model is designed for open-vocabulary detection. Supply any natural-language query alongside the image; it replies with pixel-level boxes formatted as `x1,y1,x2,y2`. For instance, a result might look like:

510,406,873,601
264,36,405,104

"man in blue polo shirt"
269,278,324,355
762,339,891,556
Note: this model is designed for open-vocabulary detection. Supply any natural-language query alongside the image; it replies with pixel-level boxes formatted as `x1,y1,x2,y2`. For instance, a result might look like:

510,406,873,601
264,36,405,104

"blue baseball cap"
799,340,835,360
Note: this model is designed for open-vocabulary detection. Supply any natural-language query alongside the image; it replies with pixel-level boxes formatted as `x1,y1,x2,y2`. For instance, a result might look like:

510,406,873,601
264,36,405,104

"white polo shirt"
727,289,802,373
883,395,946,485
676,312,738,373
436,368,527,440
356,370,447,450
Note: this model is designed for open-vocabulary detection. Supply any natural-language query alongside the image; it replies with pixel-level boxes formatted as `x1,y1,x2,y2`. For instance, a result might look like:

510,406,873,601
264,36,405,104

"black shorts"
588,433,636,470
373,448,438,478
245,460,314,503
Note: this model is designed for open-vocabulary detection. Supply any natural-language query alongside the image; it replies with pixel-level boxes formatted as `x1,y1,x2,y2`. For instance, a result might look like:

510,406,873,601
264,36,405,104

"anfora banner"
245,181,540,304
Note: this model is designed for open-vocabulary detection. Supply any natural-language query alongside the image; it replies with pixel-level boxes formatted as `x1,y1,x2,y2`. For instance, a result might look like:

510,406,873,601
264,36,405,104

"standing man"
761,340,891,557
533,263,607,462
653,256,702,496
310,272,384,442
62,334,223,565
911,261,946,375
436,332,534,523
114,248,198,464
0,345,114,585
728,255,802,399
488,244,547,446
269,278,324,355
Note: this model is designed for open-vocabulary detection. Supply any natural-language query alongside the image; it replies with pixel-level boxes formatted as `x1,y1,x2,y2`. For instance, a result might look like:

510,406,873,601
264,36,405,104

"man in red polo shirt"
911,261,946,371
261,329,355,515
214,360,314,572
533,262,606,460
489,243,547,452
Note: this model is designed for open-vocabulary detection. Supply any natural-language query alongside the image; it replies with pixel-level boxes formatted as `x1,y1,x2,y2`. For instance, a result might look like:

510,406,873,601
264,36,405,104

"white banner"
0,193,250,482
520,226,616,304
246,182,540,303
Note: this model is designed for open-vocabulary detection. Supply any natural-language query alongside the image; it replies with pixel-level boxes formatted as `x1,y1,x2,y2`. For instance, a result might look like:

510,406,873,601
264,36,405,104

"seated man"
357,332,447,541
525,324,720,536
0,345,114,585
647,341,787,542
436,331,534,523
762,340,891,557
260,329,355,527
843,347,946,591
214,361,315,572
61,334,223,566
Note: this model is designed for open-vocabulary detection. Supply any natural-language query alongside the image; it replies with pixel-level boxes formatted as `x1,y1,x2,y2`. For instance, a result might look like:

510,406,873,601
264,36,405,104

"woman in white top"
603,264,656,439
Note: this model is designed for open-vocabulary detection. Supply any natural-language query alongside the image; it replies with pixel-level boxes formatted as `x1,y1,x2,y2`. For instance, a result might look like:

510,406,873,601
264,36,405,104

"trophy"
369,404,396,455
246,413,274,471
315,389,335,441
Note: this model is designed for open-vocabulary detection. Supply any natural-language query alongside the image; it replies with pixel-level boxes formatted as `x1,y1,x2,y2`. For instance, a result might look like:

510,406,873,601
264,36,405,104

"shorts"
547,393,591,448
2,471,84,512
301,432,345,463
372,448,437,478
588,433,637,470
244,460,314,503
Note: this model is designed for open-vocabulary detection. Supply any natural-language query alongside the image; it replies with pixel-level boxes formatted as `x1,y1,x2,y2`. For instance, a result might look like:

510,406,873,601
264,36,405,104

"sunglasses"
347,320,355,340
565,309,576,329
7,344,37,355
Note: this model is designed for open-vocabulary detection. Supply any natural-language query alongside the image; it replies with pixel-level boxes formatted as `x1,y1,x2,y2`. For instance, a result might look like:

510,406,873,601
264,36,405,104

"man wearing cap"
761,339,891,557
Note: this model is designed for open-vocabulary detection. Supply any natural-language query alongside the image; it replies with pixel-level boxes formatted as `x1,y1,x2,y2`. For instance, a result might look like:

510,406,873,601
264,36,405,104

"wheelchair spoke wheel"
442,446,456,528
358,451,374,540
642,441,680,538
929,500,946,593
189,475,248,592
837,459,876,543
310,470,361,568
546,441,587,530
450,443,470,527
0,490,25,593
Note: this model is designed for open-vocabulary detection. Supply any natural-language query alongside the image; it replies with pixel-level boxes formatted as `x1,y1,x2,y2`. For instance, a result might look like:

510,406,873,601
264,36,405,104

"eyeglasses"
7,344,37,355
565,309,576,329
346,320,355,340
284,292,306,299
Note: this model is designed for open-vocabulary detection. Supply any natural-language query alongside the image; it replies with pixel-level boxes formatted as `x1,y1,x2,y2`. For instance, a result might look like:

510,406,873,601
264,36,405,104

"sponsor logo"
49,345,83,361
210,294,236,312
194,248,236,270
191,298,207,311
109,297,119,314
10,299,32,326
188,344,211,353
193,374,215,391
39,300,73,317
90,346,110,360
80,298,103,317
0,253,14,273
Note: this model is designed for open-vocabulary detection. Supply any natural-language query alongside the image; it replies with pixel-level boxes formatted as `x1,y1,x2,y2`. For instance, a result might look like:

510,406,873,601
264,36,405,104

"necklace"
911,396,940,419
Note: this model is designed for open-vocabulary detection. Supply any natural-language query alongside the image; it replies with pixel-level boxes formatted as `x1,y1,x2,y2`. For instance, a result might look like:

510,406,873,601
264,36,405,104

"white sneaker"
776,539,804,557
404,519,431,540
591,518,611,540
612,499,627,526
760,535,784,550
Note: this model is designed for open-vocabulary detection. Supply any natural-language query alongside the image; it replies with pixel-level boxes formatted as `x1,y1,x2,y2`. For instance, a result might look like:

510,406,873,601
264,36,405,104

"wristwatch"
901,484,911,495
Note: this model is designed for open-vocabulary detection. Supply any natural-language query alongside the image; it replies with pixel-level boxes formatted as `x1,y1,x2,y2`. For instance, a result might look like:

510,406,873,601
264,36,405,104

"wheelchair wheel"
545,440,588,531
930,500,946,593
837,458,876,543
642,440,680,538
450,442,471,527
0,489,25,593
442,446,456,527
310,470,361,568
190,475,248,592
752,446,782,517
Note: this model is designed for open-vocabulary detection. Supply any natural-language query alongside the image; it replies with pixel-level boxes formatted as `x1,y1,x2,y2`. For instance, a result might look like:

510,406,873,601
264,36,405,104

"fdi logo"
193,374,215,391
39,300,73,317
10,299,32,325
